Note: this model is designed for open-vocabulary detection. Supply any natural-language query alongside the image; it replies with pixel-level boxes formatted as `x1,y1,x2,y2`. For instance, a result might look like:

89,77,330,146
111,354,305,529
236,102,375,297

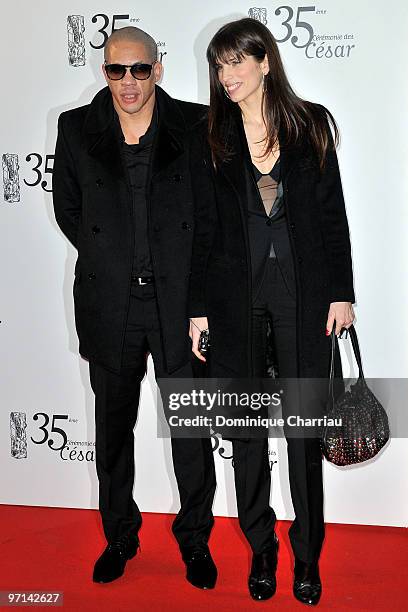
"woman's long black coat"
189,105,355,379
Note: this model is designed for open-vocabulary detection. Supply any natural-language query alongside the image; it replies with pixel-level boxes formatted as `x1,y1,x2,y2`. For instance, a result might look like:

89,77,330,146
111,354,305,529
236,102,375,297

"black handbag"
321,324,389,466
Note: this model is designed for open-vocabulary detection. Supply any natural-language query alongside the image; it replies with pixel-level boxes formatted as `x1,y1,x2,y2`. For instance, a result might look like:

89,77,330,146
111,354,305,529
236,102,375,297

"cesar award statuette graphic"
2,154,20,203
67,15,85,66
10,412,27,459
248,7,267,24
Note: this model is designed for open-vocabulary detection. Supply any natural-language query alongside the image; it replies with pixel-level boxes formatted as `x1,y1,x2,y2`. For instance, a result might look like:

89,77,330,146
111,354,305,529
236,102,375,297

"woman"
189,18,355,605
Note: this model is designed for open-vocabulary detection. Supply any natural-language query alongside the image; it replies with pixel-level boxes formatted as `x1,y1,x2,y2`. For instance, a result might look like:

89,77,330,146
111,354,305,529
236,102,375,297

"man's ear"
153,61,163,83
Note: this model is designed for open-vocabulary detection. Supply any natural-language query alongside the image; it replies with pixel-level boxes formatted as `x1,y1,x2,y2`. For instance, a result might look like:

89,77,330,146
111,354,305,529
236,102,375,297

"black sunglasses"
104,61,156,81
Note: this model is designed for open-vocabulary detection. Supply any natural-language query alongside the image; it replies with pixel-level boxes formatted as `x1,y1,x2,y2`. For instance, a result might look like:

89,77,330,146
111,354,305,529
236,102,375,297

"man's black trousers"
89,280,216,550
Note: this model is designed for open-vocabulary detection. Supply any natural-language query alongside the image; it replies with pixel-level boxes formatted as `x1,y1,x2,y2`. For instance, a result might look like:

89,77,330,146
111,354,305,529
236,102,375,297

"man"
53,26,216,587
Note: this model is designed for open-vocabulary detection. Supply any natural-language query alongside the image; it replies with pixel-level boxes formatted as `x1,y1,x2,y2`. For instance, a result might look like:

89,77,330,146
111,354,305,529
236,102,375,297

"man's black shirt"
119,106,158,277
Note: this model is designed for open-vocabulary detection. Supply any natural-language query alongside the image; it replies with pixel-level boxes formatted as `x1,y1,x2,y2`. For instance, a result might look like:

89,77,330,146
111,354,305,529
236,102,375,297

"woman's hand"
189,317,209,362
326,302,355,336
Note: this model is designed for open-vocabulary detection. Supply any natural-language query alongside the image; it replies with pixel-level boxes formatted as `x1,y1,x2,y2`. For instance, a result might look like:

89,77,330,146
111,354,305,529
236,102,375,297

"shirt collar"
116,100,158,146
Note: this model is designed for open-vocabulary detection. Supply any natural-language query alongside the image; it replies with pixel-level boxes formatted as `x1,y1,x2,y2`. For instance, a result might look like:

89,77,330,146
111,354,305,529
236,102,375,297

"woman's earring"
223,88,230,99
262,73,266,91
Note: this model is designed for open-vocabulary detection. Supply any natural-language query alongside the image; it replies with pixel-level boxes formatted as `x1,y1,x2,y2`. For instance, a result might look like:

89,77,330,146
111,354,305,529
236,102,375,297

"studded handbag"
321,324,389,466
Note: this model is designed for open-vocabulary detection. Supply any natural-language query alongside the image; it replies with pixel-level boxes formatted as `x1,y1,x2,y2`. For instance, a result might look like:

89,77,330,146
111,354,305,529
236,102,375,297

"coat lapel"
150,86,186,178
150,122,184,178
279,125,316,186
83,87,125,180
279,131,301,188
217,112,249,207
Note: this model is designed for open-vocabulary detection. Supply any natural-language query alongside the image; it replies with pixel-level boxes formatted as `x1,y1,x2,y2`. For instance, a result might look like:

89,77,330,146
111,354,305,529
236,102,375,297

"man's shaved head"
104,26,158,63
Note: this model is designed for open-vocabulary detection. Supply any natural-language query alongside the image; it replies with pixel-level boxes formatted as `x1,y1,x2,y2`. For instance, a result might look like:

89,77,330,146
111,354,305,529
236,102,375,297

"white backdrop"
1,0,407,527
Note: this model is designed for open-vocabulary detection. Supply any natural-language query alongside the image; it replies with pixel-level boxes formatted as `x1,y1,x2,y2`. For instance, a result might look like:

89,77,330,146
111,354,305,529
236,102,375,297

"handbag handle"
328,323,364,405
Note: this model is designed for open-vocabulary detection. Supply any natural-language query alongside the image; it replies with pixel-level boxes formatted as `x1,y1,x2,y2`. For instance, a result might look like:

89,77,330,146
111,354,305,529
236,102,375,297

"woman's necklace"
244,122,279,174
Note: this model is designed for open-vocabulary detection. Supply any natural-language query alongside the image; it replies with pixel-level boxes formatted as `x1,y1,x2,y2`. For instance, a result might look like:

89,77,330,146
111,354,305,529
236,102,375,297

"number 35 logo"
250,5,315,49
274,5,315,48
31,413,68,451
24,154,54,192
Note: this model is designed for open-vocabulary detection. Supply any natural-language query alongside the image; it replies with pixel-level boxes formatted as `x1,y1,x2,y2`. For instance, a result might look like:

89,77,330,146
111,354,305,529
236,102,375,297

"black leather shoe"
248,534,279,601
182,547,217,589
293,558,322,606
93,533,140,583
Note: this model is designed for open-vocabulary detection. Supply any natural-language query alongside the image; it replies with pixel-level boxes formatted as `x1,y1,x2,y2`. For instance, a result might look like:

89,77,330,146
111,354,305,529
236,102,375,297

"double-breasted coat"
189,104,355,379
53,86,206,374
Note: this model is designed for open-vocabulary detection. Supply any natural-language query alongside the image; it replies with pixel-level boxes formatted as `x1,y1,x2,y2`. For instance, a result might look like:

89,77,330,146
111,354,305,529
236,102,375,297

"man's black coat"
189,104,355,379
53,85,206,373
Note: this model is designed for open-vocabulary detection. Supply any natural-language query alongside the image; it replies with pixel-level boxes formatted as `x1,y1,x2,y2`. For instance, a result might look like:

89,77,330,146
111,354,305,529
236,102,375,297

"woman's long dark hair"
207,18,338,169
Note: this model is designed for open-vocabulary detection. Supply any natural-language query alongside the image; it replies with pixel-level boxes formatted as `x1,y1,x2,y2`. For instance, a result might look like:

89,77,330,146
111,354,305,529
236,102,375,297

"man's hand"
189,316,209,362
326,302,355,336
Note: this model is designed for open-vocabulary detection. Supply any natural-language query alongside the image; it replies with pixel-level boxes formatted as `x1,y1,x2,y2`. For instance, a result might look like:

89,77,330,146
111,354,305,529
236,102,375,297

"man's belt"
131,275,155,285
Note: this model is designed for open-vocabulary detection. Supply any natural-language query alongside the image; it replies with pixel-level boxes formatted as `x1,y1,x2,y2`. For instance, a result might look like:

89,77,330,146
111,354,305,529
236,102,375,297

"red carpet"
0,505,406,611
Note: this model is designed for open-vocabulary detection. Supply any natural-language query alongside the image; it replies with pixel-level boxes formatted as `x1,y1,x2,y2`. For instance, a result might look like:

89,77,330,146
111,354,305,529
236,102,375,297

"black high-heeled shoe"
248,533,279,601
293,558,322,606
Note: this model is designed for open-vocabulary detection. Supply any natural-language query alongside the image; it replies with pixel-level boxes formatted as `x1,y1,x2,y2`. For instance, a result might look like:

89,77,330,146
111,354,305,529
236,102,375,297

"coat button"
96,179,103,187
297,257,303,264
290,223,296,230
181,222,192,230
153,225,160,232
92,225,101,234
266,219,272,226
88,272,96,280
173,174,183,182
